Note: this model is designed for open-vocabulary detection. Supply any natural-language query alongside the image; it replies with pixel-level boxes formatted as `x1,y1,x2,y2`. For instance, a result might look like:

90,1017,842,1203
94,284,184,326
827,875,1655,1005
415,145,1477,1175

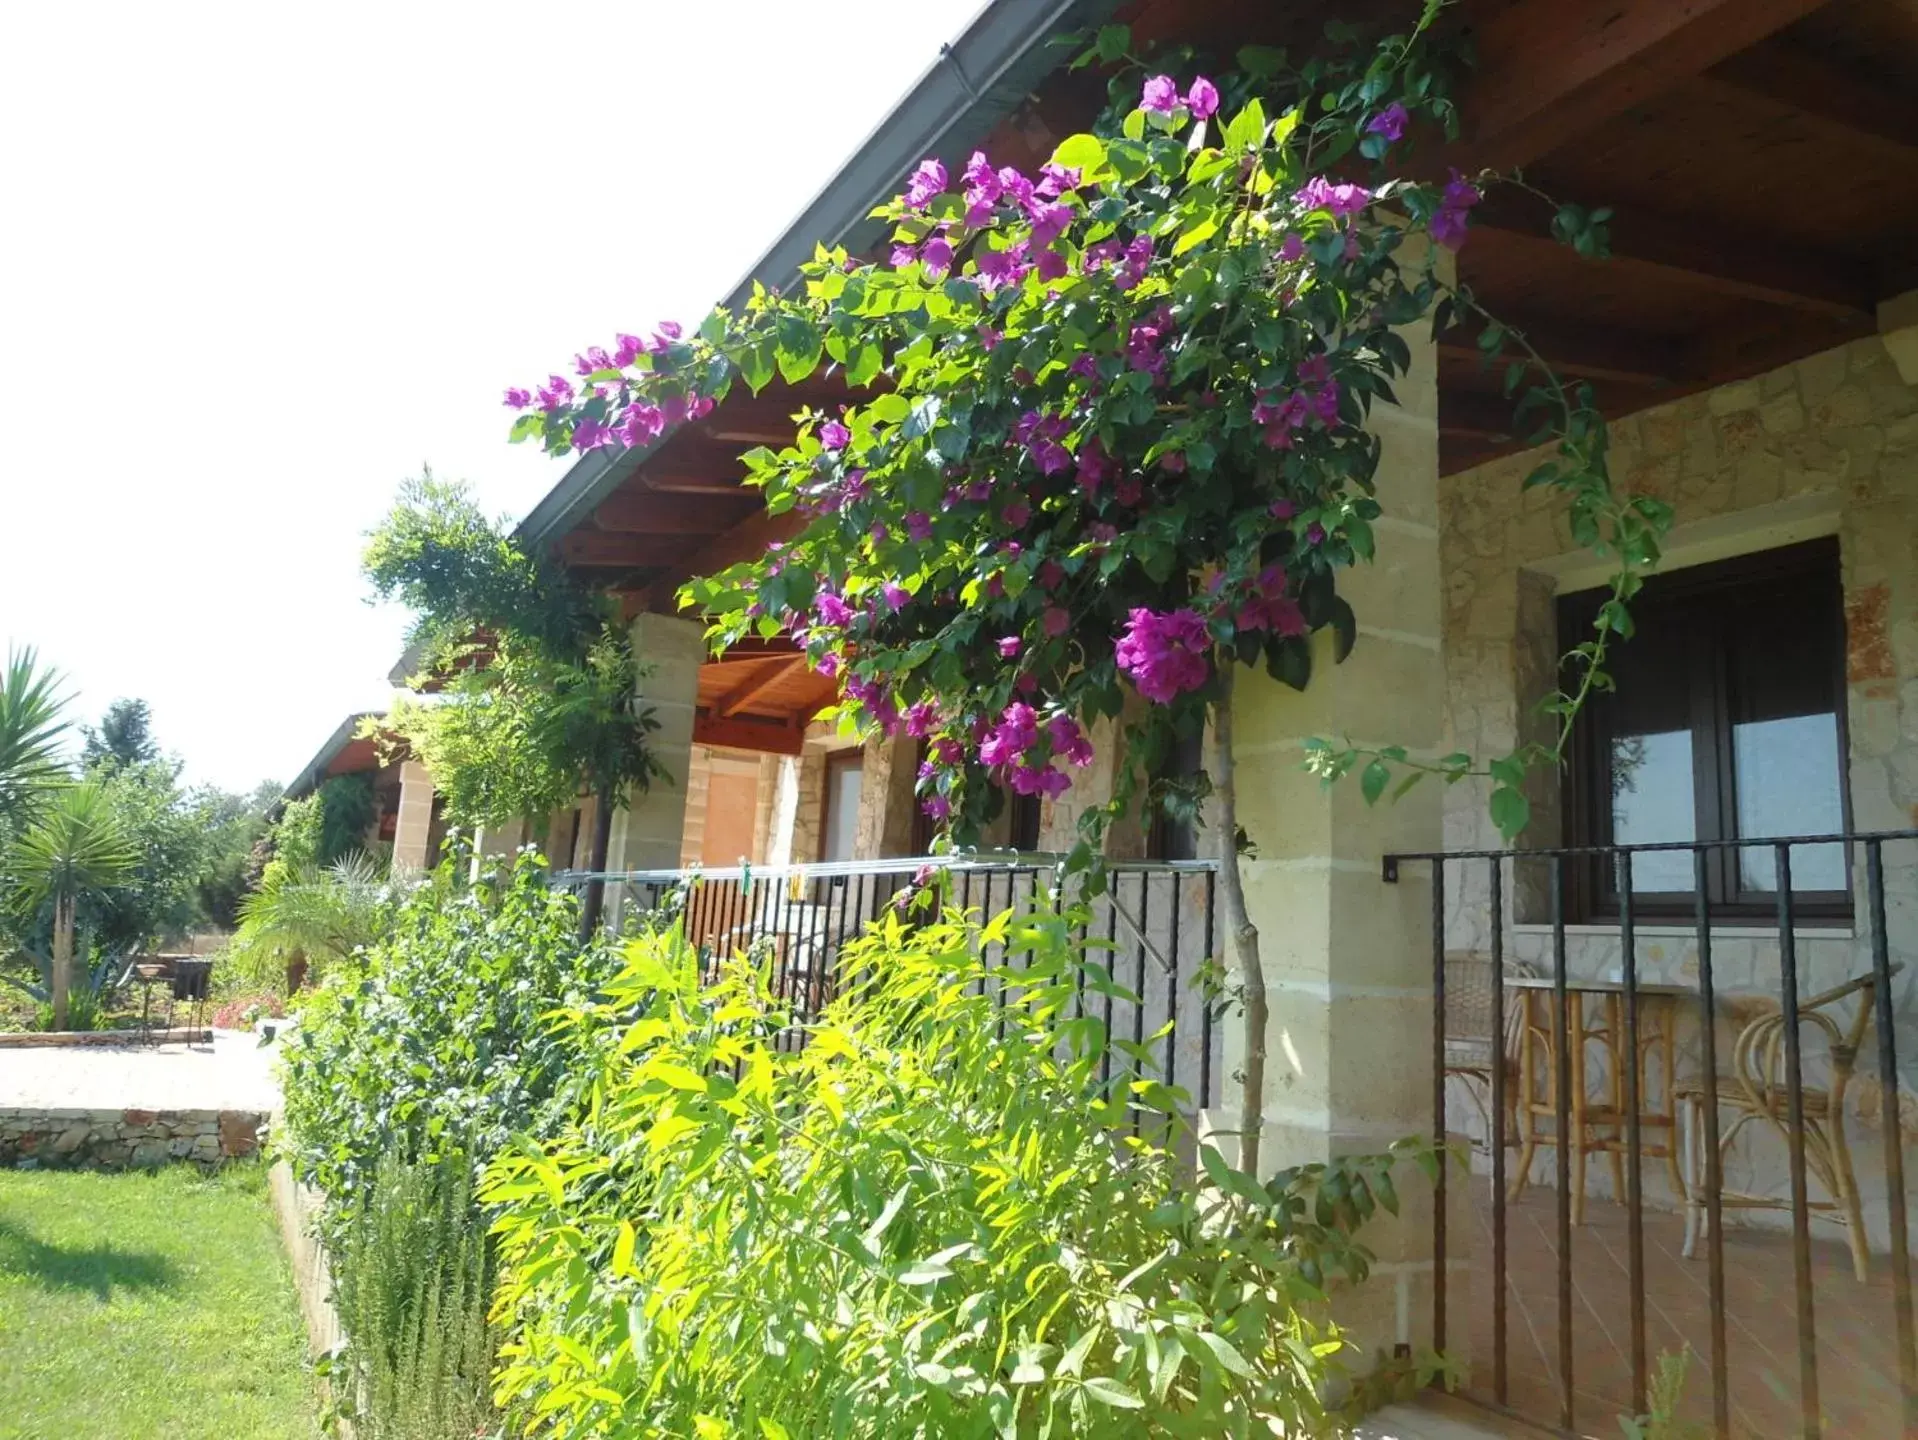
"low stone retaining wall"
0,1106,266,1169
0,1028,212,1048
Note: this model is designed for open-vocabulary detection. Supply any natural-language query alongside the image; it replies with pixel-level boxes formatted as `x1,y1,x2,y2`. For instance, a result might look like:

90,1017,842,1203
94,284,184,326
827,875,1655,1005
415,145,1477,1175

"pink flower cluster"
1012,409,1072,475
1222,564,1307,637
1114,607,1212,704
1430,169,1481,251
1140,75,1220,121
1296,176,1373,218
973,702,1092,800
1252,353,1340,448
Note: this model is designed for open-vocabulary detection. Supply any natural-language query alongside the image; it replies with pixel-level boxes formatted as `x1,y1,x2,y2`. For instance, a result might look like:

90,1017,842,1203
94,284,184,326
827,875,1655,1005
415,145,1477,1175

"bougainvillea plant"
508,6,1670,1172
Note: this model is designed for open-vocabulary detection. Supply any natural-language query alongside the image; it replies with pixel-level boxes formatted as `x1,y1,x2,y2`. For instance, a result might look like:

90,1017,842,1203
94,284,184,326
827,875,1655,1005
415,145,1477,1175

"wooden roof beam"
592,491,757,535
1456,0,1832,170
1705,39,1918,155
715,655,807,717
1438,314,1680,389
1470,194,1877,322
693,710,804,756
552,531,687,569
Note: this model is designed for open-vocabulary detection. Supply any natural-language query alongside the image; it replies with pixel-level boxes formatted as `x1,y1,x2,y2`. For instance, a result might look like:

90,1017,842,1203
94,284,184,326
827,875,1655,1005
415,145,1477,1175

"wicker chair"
1444,953,1539,1151
1678,964,1900,1282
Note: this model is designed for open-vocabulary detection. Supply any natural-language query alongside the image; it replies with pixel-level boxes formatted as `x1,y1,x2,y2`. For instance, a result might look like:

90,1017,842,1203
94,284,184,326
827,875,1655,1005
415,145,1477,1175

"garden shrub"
326,1147,497,1440
279,849,618,1218
486,900,1418,1437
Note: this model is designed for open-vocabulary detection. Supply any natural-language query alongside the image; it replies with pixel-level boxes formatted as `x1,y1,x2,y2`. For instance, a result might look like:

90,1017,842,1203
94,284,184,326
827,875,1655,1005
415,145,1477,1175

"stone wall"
0,1106,265,1169
1437,333,1918,1241
678,744,715,868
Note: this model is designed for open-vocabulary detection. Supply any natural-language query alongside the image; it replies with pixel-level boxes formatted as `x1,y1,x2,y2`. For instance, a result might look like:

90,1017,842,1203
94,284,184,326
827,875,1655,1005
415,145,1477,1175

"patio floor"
1460,1177,1912,1438
0,1031,280,1113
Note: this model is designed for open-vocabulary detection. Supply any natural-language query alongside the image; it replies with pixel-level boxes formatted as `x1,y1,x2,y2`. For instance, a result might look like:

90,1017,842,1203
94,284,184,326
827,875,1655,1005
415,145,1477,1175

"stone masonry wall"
1438,333,1918,1240
0,1106,266,1170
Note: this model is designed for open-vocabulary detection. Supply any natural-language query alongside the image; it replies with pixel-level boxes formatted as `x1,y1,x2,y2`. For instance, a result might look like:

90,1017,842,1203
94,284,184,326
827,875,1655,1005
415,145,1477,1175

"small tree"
509,15,1667,1171
10,780,136,1028
81,697,161,772
364,477,665,935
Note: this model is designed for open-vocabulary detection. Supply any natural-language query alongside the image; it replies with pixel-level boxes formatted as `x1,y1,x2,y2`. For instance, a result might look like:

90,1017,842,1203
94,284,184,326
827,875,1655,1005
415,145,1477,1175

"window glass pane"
1601,615,1696,892
1725,580,1845,890
1611,729,1697,890
1733,716,1845,888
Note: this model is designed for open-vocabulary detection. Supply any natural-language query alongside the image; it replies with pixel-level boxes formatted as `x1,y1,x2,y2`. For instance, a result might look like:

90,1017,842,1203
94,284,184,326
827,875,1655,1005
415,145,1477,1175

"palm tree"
233,850,389,990
10,780,136,1028
0,648,69,831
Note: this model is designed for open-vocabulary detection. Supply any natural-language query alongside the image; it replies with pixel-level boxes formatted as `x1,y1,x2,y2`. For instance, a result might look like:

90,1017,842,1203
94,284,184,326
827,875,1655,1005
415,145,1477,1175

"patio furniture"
1443,955,1538,1151
1509,975,1691,1223
1678,964,1899,1282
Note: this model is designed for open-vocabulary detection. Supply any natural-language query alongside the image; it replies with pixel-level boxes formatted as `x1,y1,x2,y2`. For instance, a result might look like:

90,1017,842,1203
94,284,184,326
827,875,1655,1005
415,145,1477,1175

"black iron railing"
1387,830,1918,1440
553,855,1225,1115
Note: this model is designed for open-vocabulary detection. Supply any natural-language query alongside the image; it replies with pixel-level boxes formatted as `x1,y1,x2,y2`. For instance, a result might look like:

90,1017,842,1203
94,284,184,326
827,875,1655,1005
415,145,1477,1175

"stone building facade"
1436,330,1918,1240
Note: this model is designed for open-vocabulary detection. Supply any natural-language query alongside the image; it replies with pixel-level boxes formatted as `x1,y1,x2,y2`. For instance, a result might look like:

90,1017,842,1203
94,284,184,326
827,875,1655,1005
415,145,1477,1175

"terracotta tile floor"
1458,1178,1914,1438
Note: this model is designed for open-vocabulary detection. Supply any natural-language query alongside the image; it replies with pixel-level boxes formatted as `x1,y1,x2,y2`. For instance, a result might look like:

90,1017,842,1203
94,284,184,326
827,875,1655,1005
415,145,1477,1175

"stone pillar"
606,611,705,874
1035,702,1149,858
852,736,919,859
1881,289,1918,386
1206,266,1469,1361
390,760,436,874
470,816,526,882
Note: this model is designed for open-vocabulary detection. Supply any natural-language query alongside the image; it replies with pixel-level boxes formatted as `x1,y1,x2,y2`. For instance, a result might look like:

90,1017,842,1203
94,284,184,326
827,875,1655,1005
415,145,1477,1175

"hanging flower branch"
507,5,1670,1172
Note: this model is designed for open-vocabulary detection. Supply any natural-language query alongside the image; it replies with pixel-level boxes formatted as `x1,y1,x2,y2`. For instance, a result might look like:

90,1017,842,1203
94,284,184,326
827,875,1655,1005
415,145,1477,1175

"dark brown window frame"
1558,537,1852,922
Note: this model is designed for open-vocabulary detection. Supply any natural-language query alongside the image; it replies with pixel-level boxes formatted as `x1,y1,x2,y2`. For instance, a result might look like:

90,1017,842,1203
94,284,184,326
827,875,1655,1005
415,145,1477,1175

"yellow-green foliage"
486,898,1415,1437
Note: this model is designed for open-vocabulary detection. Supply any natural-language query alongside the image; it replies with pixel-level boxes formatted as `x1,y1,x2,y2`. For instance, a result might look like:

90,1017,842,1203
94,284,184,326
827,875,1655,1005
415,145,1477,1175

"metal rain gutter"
514,0,1115,551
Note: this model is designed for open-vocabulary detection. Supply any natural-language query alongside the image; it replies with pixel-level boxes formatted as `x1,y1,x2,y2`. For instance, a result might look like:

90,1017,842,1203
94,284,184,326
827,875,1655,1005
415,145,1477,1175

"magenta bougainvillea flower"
1140,74,1181,113
819,418,851,451
1365,103,1409,143
814,592,855,628
503,388,530,408
1186,77,1220,121
535,375,574,412
904,157,947,209
1114,607,1212,703
1296,176,1373,218
1430,169,1481,250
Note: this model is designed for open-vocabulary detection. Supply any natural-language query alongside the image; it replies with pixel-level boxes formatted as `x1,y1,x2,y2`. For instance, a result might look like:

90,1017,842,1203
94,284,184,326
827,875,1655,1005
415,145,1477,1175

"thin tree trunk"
50,895,73,1031
577,784,617,942
1211,666,1268,1178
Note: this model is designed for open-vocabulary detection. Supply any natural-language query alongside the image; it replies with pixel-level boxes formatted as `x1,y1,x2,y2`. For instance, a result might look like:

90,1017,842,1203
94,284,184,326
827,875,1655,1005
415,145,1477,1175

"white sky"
0,0,970,792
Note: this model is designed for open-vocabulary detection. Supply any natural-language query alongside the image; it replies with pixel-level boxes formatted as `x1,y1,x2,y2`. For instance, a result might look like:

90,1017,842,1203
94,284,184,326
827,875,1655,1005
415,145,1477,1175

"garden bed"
0,1163,321,1437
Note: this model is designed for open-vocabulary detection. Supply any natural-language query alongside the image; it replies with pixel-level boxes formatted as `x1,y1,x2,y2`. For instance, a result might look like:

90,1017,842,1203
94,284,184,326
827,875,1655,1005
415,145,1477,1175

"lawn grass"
0,1163,319,1440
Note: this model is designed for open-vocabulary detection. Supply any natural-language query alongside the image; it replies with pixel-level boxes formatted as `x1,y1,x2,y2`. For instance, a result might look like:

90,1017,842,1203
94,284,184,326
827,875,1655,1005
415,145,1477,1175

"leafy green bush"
485,901,1413,1438
279,850,617,1215
326,1148,496,1440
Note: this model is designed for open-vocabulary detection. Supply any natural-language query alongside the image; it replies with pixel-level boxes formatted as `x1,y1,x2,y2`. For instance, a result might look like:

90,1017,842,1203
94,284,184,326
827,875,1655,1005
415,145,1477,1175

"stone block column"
606,611,705,875
390,759,436,874
1206,265,1470,1362
852,736,920,859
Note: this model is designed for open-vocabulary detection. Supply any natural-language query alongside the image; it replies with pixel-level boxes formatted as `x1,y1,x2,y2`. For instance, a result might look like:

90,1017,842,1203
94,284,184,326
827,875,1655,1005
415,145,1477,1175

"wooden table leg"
1513,989,1540,1203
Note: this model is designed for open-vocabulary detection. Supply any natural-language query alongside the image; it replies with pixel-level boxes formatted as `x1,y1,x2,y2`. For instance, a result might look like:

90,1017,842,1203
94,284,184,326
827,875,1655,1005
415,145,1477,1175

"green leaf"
1051,133,1107,179
1360,758,1390,806
1222,98,1267,151
1082,1377,1144,1409
846,340,884,388
1194,1330,1255,1379
1172,216,1219,256
1489,785,1531,840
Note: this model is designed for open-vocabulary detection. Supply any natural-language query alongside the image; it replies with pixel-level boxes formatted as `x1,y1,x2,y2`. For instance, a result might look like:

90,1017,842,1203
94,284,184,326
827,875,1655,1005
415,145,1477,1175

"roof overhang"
514,0,1118,554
